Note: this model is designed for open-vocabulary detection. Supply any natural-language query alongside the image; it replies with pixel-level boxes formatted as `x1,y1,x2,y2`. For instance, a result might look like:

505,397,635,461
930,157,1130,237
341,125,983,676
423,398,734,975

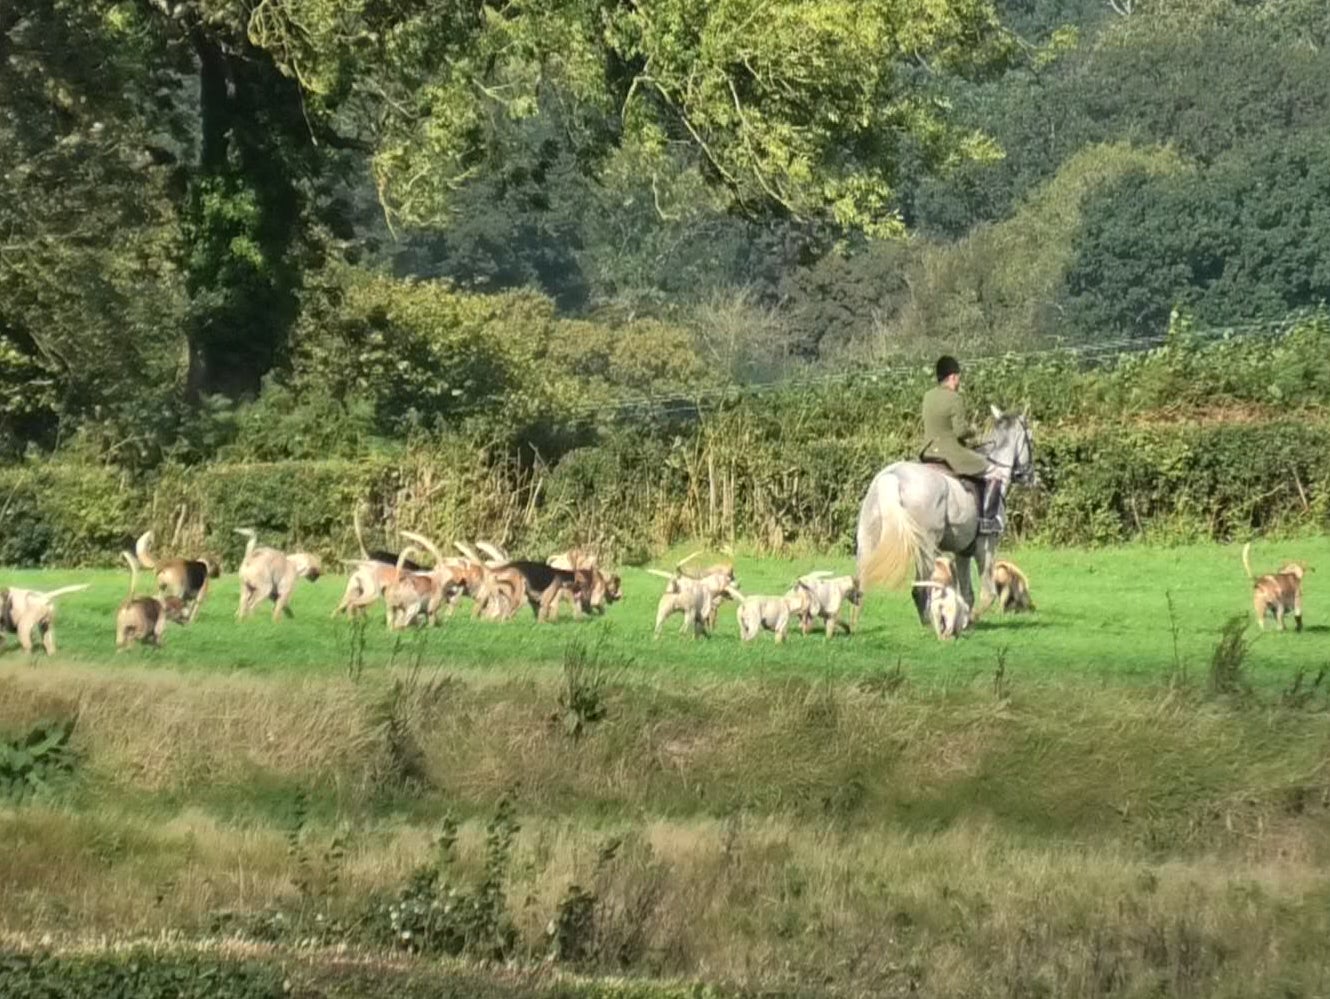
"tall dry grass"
1,806,1327,996
2,664,1329,851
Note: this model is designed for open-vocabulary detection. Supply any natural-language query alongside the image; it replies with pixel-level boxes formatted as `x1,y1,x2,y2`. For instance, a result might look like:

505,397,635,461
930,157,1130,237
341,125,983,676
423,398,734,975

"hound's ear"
990,404,1003,421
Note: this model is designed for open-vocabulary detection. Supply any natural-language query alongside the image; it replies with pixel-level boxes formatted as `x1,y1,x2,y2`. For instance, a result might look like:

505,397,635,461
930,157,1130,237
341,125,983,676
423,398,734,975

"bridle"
982,418,1036,487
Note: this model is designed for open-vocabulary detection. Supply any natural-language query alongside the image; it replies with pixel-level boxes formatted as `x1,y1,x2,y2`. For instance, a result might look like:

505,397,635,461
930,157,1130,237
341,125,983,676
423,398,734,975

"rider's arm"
950,394,977,444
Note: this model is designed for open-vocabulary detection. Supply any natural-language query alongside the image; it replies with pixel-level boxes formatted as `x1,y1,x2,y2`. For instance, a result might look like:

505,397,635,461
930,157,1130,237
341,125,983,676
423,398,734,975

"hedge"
0,948,762,998
0,950,283,999
0,415,1326,567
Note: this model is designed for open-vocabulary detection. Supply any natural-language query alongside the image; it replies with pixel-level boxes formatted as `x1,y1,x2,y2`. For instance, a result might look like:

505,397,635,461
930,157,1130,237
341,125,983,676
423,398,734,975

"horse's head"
986,405,1037,487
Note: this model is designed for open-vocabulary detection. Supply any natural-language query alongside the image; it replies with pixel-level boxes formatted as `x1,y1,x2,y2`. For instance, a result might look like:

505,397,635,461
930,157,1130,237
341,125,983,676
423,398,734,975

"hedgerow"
1,322,1326,566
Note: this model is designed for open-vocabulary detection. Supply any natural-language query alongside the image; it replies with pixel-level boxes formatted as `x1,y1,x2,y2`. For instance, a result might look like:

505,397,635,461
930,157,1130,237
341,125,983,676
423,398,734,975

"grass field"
2,537,1327,687
3,538,1330,997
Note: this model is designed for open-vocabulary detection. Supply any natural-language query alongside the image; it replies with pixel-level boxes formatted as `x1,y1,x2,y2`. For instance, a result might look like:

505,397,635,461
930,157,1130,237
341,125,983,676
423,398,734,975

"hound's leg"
189,579,208,623
332,579,358,619
539,588,558,623
654,596,674,639
911,585,931,627
272,584,295,622
16,614,36,654
970,540,998,621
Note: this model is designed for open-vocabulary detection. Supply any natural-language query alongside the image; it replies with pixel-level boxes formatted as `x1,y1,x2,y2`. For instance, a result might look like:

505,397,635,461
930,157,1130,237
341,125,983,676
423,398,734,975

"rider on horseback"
921,355,1004,535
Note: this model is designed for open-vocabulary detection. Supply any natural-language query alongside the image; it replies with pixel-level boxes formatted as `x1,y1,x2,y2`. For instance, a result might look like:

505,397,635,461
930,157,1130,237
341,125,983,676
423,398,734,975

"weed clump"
1208,615,1253,697
369,796,520,960
554,637,621,740
0,718,77,804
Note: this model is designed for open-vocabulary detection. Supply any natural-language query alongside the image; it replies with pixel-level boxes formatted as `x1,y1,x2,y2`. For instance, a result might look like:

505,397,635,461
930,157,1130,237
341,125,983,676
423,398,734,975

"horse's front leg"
911,583,931,626
970,538,999,621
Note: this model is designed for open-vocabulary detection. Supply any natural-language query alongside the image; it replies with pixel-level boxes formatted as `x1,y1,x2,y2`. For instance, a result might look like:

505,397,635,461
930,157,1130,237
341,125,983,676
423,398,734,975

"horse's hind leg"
911,585,930,626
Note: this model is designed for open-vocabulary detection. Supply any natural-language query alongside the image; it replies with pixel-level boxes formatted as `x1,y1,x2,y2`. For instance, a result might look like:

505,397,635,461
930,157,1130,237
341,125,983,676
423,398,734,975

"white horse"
856,407,1035,623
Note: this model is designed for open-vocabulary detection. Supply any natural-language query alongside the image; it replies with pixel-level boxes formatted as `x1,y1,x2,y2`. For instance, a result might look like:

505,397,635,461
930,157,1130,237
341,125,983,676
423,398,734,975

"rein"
977,423,1035,487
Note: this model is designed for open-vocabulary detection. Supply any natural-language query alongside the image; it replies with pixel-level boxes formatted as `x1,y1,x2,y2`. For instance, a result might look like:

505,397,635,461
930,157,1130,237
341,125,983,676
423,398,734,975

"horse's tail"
857,472,931,591
1241,542,1255,581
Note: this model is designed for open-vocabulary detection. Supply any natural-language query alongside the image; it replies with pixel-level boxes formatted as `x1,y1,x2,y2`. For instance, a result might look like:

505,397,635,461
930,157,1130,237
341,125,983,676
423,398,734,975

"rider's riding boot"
977,476,1004,536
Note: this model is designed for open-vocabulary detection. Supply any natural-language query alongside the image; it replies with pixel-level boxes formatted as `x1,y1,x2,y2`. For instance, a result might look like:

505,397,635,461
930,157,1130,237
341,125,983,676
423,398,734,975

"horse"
855,407,1036,624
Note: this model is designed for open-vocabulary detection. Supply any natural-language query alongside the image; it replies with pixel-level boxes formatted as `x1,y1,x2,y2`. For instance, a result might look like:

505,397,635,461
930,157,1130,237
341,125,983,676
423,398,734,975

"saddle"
919,454,983,498
919,452,1004,538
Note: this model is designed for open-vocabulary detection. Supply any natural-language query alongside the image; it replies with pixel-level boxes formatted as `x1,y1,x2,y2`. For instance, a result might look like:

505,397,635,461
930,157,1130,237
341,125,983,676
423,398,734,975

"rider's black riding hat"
935,355,961,382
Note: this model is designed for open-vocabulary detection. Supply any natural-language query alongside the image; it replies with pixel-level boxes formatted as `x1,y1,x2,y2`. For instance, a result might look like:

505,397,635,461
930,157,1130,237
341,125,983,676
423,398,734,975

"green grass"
3,538,1326,687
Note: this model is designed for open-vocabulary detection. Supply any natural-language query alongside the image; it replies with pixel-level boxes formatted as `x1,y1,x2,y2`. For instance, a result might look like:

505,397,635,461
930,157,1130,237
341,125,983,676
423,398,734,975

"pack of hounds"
0,520,1309,653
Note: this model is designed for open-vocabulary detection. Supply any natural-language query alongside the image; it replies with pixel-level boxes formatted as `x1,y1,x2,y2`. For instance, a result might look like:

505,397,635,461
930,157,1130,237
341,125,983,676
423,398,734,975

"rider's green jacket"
921,385,988,476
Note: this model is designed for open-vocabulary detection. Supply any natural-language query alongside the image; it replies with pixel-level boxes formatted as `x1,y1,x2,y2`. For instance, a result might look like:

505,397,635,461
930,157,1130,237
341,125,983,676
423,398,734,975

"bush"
3,412,1328,567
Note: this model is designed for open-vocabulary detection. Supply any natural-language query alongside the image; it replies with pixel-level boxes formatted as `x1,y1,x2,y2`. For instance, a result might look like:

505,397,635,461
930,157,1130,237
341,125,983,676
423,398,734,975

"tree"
249,0,1012,238
1063,132,1330,338
906,0,1330,236
893,142,1186,351
0,1,189,454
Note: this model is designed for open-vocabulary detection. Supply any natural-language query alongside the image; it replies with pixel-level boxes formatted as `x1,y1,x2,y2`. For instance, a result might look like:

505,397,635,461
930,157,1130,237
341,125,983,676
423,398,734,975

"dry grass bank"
1,806,1328,997
2,664,1329,995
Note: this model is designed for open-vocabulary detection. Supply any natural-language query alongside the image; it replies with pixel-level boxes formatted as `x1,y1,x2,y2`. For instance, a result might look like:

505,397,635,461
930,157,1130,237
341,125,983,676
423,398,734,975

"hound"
333,559,399,622
648,556,742,639
472,542,592,622
547,548,598,572
334,508,433,621
1243,542,1308,632
992,559,1035,614
115,552,187,649
650,552,739,632
736,584,814,643
796,572,863,638
234,529,322,622
581,568,622,616
452,541,518,620
1,583,89,655
381,545,433,630
913,558,970,640
375,530,476,629
134,530,221,623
